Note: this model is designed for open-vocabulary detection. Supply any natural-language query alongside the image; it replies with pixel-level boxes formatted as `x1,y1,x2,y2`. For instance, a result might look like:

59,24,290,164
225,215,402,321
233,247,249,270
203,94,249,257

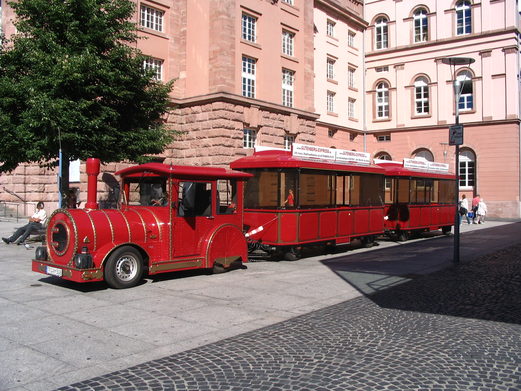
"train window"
350,174,384,206
126,178,167,206
217,179,237,214
336,175,349,206
397,178,410,203
432,180,440,203
177,181,212,217
438,180,455,204
280,170,297,208
384,178,393,203
299,171,335,208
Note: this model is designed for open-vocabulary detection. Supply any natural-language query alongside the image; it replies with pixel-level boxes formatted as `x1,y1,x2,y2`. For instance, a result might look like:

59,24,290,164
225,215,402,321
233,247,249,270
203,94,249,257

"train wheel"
397,231,409,242
284,247,300,261
212,261,226,274
104,246,144,289
442,226,452,235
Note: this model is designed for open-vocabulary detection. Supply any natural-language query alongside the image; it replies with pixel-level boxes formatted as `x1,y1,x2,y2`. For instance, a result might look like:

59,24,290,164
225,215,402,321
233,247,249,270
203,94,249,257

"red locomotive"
33,158,251,288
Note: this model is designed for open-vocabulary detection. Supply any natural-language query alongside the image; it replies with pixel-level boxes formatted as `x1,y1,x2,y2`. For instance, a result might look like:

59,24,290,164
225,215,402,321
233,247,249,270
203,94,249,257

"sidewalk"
0,219,519,390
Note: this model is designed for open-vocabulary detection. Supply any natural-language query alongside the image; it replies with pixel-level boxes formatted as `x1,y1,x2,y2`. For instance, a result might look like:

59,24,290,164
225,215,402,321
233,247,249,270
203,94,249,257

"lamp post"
441,56,475,264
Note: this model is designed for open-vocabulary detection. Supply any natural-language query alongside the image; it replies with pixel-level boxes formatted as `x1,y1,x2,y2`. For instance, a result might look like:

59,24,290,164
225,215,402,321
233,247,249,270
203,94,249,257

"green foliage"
0,0,174,173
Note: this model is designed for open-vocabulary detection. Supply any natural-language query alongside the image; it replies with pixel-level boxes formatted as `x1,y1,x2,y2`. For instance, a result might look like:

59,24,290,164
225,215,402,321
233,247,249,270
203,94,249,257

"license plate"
46,266,63,277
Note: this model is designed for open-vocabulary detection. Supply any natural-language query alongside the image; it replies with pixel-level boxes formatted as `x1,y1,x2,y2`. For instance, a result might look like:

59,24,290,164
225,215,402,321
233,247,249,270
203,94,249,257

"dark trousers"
9,222,42,244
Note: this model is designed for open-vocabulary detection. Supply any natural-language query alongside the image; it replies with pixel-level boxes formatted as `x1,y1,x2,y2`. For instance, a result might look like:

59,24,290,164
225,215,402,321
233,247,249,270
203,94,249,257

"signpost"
441,56,475,265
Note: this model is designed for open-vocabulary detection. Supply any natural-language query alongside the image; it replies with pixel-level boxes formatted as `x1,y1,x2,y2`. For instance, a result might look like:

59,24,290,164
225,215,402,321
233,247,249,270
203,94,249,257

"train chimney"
85,158,100,210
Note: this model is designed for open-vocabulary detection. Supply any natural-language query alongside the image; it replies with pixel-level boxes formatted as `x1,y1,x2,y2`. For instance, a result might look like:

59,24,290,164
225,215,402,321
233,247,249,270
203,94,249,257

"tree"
0,0,174,204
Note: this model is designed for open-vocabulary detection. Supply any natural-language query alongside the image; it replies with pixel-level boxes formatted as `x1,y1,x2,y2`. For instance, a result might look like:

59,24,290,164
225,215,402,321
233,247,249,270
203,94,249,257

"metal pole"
454,114,460,264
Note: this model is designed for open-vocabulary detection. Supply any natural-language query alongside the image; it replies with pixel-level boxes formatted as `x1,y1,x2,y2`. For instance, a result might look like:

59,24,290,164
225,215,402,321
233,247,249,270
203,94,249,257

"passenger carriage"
230,144,386,260
377,158,456,241
32,158,251,288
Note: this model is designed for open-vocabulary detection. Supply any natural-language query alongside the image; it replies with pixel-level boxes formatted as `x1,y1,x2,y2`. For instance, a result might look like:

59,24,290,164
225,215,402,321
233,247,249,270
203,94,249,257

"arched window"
459,149,475,188
414,76,429,115
413,149,434,162
456,70,473,111
375,17,388,50
375,152,392,161
456,1,472,35
414,8,428,42
376,81,390,119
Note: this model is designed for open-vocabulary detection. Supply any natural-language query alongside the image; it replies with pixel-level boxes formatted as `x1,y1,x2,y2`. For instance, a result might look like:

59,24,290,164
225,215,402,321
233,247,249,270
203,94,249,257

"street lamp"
441,56,475,264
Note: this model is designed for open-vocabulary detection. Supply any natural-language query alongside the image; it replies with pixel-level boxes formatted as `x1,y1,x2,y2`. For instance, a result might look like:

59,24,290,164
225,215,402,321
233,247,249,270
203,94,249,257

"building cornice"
361,118,521,135
171,92,320,121
315,0,368,30
366,27,520,59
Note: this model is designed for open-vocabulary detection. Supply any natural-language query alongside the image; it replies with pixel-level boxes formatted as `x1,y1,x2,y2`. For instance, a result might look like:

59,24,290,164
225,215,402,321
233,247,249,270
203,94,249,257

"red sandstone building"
1,0,520,218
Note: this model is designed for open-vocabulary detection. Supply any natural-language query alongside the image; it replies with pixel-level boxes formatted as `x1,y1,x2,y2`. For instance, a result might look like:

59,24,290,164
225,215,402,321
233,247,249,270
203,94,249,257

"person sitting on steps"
2,202,47,245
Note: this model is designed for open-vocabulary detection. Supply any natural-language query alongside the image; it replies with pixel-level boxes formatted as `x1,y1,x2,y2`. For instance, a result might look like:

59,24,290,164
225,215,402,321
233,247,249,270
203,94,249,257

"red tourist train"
32,145,456,288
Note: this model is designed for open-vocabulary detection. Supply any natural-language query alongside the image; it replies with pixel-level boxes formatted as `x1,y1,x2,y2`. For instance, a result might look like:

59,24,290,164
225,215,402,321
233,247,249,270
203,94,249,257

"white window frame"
348,31,356,48
282,30,294,57
459,150,475,188
284,134,295,150
242,13,257,42
327,58,335,80
414,9,428,43
375,17,388,50
327,20,335,37
327,91,335,113
282,0,294,5
140,5,164,32
348,67,355,89
376,82,389,119
282,69,294,108
242,56,256,98
414,77,429,115
348,98,356,118
456,1,472,36
457,71,473,112
143,57,163,81
243,129,257,149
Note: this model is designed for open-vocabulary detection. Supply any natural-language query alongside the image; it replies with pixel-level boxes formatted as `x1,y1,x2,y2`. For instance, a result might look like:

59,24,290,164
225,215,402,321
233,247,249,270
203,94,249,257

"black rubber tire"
442,226,452,235
212,262,226,274
104,246,144,289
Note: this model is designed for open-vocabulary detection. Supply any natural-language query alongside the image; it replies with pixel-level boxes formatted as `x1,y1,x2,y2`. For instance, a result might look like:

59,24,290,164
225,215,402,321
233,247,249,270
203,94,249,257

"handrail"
0,201,24,222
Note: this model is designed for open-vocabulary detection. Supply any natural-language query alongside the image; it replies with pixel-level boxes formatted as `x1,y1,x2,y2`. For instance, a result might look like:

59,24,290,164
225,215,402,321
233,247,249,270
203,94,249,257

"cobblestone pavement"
58,242,521,391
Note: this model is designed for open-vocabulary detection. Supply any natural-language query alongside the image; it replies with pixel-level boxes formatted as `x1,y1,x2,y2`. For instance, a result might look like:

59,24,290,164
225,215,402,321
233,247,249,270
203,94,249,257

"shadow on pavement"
322,223,521,325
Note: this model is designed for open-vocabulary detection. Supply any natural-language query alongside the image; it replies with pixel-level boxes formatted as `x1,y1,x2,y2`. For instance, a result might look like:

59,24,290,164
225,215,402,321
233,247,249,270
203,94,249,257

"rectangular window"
243,128,257,149
350,174,384,206
327,91,335,113
327,58,335,80
348,67,355,88
242,56,256,98
348,98,356,118
243,169,297,209
281,0,294,5
283,135,294,150
348,31,356,48
143,57,163,81
327,20,335,37
140,5,164,32
282,30,294,56
177,182,213,217
217,179,238,215
242,13,257,42
282,69,294,108
377,134,391,142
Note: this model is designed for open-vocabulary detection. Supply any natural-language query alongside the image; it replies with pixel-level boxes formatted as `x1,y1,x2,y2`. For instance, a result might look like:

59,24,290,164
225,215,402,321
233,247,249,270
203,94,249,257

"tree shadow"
321,222,521,325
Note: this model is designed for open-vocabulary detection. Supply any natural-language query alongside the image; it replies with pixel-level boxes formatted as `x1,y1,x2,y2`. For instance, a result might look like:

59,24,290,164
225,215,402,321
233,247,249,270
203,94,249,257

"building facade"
0,0,520,218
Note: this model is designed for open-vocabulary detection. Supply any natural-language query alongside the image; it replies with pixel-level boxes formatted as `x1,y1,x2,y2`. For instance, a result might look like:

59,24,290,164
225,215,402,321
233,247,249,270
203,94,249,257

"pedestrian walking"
471,194,480,223
459,194,470,224
477,198,488,224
